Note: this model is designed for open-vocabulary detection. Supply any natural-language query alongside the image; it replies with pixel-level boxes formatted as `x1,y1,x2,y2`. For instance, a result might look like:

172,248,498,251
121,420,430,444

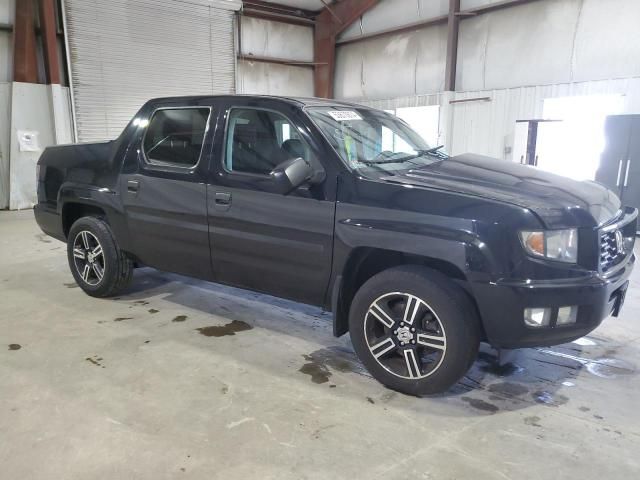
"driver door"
207,101,335,306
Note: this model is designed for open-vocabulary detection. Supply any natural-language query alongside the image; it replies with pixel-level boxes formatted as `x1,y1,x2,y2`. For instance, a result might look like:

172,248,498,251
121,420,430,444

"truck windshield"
306,106,448,176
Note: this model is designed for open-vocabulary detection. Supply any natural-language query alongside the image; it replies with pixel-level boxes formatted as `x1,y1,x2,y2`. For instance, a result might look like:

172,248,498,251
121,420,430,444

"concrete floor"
1,209,639,479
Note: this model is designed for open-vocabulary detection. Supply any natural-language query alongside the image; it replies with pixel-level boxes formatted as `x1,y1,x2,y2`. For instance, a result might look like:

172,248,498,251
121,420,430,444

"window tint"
143,108,210,167
225,108,312,175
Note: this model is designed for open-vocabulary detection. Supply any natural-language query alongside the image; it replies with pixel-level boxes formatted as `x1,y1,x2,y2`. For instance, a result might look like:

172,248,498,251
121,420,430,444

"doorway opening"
535,95,625,181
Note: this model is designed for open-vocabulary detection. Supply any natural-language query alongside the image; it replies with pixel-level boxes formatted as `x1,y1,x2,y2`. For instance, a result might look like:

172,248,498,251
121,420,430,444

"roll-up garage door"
63,0,239,142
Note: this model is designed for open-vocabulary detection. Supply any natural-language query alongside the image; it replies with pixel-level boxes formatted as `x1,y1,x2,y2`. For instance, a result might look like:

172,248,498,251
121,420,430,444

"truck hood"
383,153,620,228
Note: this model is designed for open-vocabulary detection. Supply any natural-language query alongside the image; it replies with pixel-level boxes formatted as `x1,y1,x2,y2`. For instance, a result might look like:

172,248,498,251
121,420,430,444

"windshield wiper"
361,146,447,166
416,145,448,159
360,157,419,166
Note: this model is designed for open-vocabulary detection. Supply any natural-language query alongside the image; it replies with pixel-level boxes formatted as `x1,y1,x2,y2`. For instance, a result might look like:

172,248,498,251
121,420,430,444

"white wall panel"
457,0,581,91
0,0,14,22
64,0,237,142
0,33,11,83
238,60,313,97
450,78,640,159
335,24,447,100
8,83,55,210
457,0,640,92
340,0,448,42
0,0,14,83
572,0,640,82
240,17,313,62
0,82,11,209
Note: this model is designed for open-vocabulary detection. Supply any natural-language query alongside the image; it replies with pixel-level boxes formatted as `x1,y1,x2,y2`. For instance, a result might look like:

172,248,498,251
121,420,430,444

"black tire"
349,265,480,396
67,216,133,297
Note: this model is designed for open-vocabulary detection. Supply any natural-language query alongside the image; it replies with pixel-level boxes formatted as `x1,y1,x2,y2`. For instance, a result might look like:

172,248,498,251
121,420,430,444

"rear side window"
143,108,210,167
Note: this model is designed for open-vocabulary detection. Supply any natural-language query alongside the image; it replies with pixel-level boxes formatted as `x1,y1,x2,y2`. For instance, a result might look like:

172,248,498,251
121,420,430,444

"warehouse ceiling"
257,0,334,12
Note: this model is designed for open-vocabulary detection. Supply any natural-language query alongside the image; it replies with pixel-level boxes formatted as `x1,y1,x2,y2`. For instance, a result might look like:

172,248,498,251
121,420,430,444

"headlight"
519,229,578,263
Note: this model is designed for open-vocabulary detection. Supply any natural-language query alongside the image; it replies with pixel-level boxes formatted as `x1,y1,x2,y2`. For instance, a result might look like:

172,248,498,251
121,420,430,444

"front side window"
306,107,448,178
225,108,313,175
143,108,210,167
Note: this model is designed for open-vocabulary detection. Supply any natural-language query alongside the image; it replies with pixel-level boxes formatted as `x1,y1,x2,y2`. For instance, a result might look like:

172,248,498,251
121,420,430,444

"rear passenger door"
207,99,336,306
120,101,215,280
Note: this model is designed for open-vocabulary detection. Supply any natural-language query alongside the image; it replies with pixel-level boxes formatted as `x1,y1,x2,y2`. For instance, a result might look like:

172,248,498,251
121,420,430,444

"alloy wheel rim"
364,292,447,380
72,231,105,286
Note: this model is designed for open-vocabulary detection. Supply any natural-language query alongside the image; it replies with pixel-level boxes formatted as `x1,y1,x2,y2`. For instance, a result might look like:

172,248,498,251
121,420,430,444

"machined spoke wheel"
72,230,105,286
365,292,447,380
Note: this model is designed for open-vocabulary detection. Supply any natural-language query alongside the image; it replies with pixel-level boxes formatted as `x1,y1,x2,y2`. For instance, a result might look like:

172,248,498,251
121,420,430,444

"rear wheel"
67,216,133,297
349,265,480,396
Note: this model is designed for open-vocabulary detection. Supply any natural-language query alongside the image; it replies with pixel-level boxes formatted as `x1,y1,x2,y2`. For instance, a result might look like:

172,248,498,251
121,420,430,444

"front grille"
600,231,624,273
599,209,637,274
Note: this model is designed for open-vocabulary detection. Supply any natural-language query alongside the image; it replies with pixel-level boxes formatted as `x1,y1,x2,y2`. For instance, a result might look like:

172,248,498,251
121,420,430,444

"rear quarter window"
143,108,210,168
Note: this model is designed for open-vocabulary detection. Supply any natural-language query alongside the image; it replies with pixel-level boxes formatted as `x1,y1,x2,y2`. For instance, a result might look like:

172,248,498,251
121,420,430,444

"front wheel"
67,216,133,297
349,266,480,396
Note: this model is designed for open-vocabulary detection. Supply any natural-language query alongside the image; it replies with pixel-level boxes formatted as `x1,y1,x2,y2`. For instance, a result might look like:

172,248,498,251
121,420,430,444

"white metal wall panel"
237,61,313,97
64,0,237,142
450,78,640,159
240,17,313,62
335,24,447,100
0,82,11,209
339,0,448,42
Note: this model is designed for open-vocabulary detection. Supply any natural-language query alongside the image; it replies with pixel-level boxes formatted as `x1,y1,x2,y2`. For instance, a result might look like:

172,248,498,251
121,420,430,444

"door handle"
624,159,631,187
127,180,140,194
215,192,232,206
616,160,623,186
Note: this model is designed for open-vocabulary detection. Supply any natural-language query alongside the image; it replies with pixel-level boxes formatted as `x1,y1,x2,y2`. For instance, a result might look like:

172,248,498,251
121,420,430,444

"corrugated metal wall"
0,82,11,209
337,0,640,162
64,0,238,142
237,16,314,97
337,0,640,101
0,0,14,83
449,77,640,158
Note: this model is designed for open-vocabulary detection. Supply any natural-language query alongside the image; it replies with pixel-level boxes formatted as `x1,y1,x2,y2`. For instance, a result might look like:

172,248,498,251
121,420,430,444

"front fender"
331,203,498,284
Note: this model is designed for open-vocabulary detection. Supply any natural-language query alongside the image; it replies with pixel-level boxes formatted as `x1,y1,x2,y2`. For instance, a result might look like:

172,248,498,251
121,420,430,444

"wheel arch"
331,247,484,339
61,202,107,238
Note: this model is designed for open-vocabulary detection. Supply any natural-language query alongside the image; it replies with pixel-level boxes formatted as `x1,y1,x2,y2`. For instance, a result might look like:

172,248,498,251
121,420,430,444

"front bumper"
471,253,635,349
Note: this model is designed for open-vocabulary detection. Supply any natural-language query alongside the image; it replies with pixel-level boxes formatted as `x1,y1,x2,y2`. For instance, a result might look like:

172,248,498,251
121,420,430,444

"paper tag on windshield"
327,110,362,121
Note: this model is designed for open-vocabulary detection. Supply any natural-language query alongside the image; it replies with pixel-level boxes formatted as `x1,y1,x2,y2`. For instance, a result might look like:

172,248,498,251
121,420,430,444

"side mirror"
270,157,319,194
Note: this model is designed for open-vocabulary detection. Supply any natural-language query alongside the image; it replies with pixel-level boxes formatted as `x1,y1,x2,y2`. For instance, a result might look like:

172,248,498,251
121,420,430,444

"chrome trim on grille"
599,208,638,276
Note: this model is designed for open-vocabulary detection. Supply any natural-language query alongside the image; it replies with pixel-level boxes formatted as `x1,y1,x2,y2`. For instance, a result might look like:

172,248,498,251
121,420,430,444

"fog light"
557,306,578,325
524,308,551,328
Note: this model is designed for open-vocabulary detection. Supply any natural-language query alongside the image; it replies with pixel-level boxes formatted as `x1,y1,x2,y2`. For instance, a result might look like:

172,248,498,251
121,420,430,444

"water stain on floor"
585,358,636,378
461,396,499,413
35,234,52,244
196,320,252,337
303,346,369,377
299,356,332,384
524,415,542,427
64,282,79,288
532,390,569,406
85,356,105,368
172,315,188,322
477,352,525,377
535,348,635,379
487,382,529,397
8,344,21,351
113,317,134,322
148,309,159,314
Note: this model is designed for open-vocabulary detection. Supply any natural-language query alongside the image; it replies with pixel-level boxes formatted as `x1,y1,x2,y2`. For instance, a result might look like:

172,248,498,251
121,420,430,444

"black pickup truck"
35,95,636,395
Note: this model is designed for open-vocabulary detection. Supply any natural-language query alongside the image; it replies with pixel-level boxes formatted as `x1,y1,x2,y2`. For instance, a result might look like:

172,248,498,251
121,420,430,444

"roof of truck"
146,94,372,109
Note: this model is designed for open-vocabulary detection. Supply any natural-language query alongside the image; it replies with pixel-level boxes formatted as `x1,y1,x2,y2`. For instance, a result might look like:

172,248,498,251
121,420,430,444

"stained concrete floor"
1,209,639,479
